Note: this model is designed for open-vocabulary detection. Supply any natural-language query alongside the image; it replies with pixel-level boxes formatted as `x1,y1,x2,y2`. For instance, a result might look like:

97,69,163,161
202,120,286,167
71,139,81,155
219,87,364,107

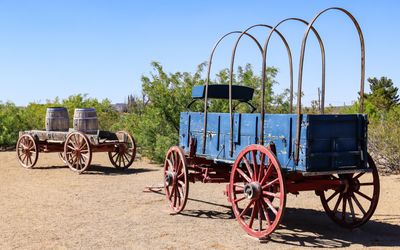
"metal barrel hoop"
228,24,293,157
294,7,366,164
202,31,264,154
260,17,326,146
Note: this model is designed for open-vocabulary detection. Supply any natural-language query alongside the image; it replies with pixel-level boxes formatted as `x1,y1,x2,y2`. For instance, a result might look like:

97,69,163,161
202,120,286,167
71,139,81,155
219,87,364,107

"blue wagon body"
179,112,368,173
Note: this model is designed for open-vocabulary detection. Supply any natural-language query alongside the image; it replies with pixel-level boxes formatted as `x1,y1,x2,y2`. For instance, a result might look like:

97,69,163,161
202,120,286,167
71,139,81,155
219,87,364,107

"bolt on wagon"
162,7,379,239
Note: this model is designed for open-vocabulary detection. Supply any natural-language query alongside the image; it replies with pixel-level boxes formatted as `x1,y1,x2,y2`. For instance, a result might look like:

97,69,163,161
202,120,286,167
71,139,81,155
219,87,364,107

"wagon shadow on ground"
82,164,157,175
147,189,400,248
147,189,233,220
268,207,400,248
34,164,156,176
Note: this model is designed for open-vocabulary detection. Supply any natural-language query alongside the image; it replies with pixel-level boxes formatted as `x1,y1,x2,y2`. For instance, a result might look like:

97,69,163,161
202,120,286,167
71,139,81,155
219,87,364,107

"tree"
366,77,399,112
114,62,284,162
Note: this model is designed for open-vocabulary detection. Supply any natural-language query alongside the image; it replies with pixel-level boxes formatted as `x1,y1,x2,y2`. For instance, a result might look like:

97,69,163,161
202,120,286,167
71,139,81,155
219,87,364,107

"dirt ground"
0,151,399,249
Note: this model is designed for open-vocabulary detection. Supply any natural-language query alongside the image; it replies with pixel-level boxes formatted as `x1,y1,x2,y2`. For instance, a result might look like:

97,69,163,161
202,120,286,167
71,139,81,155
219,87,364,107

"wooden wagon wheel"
64,131,92,174
229,144,286,238
16,134,39,169
320,153,380,228
163,146,189,214
108,131,136,169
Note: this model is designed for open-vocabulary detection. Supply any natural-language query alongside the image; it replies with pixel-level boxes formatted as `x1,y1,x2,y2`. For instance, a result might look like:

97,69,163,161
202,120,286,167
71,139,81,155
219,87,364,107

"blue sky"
0,0,398,106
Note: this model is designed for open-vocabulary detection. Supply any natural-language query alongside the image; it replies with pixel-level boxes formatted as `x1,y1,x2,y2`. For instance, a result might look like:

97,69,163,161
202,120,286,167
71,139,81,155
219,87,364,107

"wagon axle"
243,182,262,200
164,171,176,187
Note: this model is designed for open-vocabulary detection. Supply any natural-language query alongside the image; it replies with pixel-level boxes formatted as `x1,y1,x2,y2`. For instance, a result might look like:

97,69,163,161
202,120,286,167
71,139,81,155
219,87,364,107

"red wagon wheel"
108,131,136,169
320,153,379,228
163,146,189,214
16,134,39,169
64,131,92,174
229,144,286,239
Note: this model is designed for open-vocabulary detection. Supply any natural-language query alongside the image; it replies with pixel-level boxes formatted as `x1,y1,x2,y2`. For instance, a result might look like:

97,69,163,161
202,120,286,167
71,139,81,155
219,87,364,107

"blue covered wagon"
163,7,379,239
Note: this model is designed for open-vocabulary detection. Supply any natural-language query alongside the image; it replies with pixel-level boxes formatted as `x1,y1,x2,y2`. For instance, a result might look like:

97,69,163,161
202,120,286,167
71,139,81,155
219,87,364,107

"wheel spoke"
326,190,340,203
351,194,367,215
251,150,258,181
21,154,27,164
263,191,280,198
177,185,184,200
123,153,131,164
353,172,365,180
264,197,278,215
355,190,372,202
173,186,178,208
171,151,177,170
260,199,271,227
348,196,356,221
260,163,274,185
168,184,174,200
236,168,252,183
258,200,263,231
176,158,183,174
342,196,347,221
177,180,185,187
258,153,265,182
359,182,374,186
234,196,246,203
333,194,343,213
240,200,254,217
121,154,127,167
262,178,279,190
166,159,174,172
116,154,121,167
242,156,253,178
248,201,258,228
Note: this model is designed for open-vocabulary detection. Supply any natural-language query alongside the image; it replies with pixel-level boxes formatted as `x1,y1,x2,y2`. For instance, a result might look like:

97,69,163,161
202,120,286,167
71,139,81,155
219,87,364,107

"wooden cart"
163,7,379,239
16,130,136,174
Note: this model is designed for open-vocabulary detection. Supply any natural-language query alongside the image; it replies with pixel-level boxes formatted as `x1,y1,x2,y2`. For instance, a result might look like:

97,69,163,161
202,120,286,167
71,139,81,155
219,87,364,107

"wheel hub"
165,171,176,186
244,182,262,200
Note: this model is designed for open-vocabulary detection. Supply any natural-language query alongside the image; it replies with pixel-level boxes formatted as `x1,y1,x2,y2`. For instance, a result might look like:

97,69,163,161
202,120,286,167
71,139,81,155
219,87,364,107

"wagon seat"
188,85,256,112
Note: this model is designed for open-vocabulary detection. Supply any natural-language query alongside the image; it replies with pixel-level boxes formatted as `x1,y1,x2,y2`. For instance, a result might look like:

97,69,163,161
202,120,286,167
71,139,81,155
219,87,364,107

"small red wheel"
64,131,92,174
229,144,286,239
320,153,380,228
163,146,189,214
108,131,136,169
16,134,39,168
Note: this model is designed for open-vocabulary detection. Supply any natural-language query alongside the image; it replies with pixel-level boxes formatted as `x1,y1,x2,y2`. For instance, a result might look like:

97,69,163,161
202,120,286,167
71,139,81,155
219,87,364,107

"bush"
0,95,120,149
368,107,400,173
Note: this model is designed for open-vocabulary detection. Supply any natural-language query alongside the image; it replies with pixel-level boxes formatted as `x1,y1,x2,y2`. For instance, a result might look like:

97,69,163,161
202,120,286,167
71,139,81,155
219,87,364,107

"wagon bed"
179,112,369,173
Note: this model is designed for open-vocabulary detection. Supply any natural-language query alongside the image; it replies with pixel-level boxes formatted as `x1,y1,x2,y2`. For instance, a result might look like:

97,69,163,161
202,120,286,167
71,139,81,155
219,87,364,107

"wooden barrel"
73,108,98,134
45,107,69,131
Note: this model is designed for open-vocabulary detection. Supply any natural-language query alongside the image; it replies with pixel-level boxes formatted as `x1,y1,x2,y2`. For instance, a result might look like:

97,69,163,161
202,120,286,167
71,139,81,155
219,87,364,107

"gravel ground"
0,151,399,249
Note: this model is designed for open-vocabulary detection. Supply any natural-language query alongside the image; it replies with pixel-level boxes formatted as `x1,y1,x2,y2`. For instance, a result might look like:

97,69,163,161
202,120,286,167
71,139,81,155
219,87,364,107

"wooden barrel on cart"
45,107,69,131
73,108,98,134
